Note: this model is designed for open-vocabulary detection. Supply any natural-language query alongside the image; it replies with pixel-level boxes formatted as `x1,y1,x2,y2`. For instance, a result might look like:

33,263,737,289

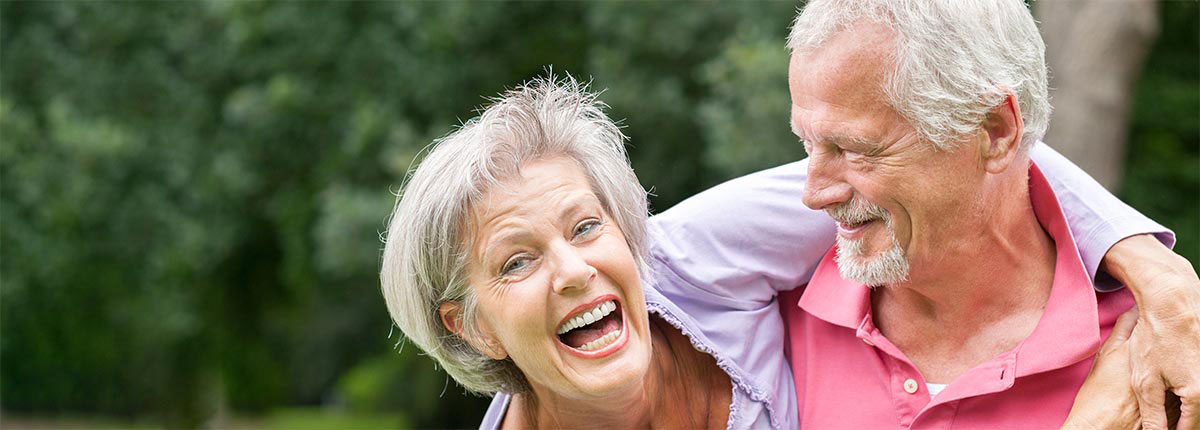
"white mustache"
826,198,889,225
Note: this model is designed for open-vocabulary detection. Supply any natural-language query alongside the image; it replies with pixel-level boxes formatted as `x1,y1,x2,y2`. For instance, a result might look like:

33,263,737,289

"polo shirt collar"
798,162,1102,377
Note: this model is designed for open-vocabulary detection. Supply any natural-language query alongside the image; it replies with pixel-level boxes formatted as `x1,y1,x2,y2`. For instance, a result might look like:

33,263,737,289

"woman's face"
461,157,651,400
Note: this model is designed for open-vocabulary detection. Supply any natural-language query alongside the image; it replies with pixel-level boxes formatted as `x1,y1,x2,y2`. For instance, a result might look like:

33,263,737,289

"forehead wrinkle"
470,205,529,272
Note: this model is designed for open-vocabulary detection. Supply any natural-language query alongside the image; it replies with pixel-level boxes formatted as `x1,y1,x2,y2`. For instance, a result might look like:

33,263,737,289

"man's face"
788,22,985,286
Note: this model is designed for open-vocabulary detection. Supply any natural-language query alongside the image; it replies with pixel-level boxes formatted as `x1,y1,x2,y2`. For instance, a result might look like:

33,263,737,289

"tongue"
562,312,620,348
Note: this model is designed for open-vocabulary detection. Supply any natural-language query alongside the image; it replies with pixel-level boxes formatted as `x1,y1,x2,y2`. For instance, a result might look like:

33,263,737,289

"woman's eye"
573,219,601,238
501,256,530,276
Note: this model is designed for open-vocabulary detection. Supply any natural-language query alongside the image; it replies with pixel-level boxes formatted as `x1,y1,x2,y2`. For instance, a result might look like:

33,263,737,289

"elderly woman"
381,76,1146,429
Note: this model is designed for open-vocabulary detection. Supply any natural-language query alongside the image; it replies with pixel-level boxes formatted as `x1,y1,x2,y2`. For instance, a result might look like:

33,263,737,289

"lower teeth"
579,330,619,351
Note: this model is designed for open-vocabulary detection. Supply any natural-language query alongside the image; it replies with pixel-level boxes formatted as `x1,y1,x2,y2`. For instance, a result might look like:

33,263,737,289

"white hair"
379,74,649,395
786,0,1051,150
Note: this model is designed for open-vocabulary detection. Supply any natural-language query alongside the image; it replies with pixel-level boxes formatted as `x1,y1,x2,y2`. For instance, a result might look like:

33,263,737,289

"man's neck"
872,165,1058,382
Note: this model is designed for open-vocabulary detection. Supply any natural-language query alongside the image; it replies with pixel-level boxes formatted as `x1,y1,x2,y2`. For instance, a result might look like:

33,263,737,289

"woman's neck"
507,316,729,429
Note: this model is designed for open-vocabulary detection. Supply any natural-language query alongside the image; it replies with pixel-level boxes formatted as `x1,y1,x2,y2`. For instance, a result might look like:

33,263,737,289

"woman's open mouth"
555,296,626,356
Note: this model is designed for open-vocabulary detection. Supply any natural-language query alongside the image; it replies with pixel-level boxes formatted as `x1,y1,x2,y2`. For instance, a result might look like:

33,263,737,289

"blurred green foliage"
1122,2,1200,263
1,1,1195,428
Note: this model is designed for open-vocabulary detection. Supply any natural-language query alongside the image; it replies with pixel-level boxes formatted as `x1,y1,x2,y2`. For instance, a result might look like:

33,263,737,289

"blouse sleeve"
646,158,832,310
1030,141,1175,290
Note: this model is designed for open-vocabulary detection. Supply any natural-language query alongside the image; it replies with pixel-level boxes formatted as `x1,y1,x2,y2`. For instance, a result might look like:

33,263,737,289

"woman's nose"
551,244,597,294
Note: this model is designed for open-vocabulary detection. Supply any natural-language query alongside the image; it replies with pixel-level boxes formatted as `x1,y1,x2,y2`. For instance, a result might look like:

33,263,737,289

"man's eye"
573,219,601,238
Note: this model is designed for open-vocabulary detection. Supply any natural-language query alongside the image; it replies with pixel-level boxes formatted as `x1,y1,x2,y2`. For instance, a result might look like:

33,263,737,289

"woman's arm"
647,142,1175,308
1035,143,1198,430
647,142,1196,427
1030,142,1176,286
647,159,834,309
1100,235,1199,430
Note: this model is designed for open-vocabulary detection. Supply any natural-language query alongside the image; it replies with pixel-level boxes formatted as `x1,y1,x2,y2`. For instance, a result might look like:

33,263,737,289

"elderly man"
780,1,1198,428
646,0,1199,429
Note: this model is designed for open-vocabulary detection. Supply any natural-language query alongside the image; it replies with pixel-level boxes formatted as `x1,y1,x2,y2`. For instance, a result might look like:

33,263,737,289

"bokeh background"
1,1,1196,429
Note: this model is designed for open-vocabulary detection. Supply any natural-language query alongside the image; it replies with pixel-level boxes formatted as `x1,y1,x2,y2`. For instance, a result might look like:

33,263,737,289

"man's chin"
835,237,910,286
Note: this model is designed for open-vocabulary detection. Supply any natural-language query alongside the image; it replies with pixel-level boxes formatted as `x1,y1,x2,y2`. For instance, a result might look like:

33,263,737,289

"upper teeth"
557,300,617,334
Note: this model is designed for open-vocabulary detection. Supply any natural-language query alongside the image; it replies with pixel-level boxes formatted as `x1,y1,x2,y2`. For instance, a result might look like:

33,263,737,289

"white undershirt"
927,383,948,398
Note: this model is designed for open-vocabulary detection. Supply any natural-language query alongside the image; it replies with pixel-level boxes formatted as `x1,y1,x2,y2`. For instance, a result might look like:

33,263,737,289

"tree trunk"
1036,0,1160,190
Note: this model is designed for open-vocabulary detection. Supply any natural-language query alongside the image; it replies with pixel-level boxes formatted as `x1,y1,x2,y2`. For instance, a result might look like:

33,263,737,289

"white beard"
834,220,910,287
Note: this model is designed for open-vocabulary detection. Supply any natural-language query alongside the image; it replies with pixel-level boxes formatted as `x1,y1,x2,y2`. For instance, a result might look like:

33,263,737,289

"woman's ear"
440,301,508,360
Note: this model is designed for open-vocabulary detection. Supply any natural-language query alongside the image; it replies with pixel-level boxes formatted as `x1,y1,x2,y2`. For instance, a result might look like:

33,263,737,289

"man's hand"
1063,306,1140,430
1102,234,1200,430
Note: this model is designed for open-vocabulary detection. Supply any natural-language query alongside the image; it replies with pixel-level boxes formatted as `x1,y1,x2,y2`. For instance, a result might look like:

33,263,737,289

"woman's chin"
557,334,652,399
566,356,651,398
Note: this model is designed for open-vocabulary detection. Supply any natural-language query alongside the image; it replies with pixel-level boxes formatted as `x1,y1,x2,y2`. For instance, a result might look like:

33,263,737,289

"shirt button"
861,337,874,346
903,378,919,394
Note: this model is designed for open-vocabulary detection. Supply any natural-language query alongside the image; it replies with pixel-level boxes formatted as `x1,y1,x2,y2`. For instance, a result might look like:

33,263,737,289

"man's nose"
551,242,597,294
802,150,853,211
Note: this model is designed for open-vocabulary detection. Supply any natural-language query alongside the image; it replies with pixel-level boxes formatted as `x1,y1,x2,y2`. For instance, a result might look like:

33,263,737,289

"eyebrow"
789,120,872,145
478,225,527,268
826,135,877,149
794,129,878,151
478,193,601,266
553,193,602,231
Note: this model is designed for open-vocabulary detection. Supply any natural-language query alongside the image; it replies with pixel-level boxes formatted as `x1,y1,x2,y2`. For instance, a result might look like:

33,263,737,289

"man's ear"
440,301,508,360
979,89,1026,173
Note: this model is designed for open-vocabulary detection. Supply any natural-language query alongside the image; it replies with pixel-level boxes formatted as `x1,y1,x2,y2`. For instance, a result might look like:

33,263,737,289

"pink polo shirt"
779,163,1135,429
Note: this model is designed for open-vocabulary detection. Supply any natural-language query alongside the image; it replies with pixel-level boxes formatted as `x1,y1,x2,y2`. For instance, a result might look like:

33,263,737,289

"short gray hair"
787,0,1051,150
379,74,649,395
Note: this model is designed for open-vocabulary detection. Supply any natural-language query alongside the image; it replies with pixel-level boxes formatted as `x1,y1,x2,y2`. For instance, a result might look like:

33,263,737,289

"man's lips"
837,219,876,238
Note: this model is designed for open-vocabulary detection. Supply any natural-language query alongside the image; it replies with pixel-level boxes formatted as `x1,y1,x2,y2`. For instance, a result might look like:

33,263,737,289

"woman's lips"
556,295,619,331
556,303,629,359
